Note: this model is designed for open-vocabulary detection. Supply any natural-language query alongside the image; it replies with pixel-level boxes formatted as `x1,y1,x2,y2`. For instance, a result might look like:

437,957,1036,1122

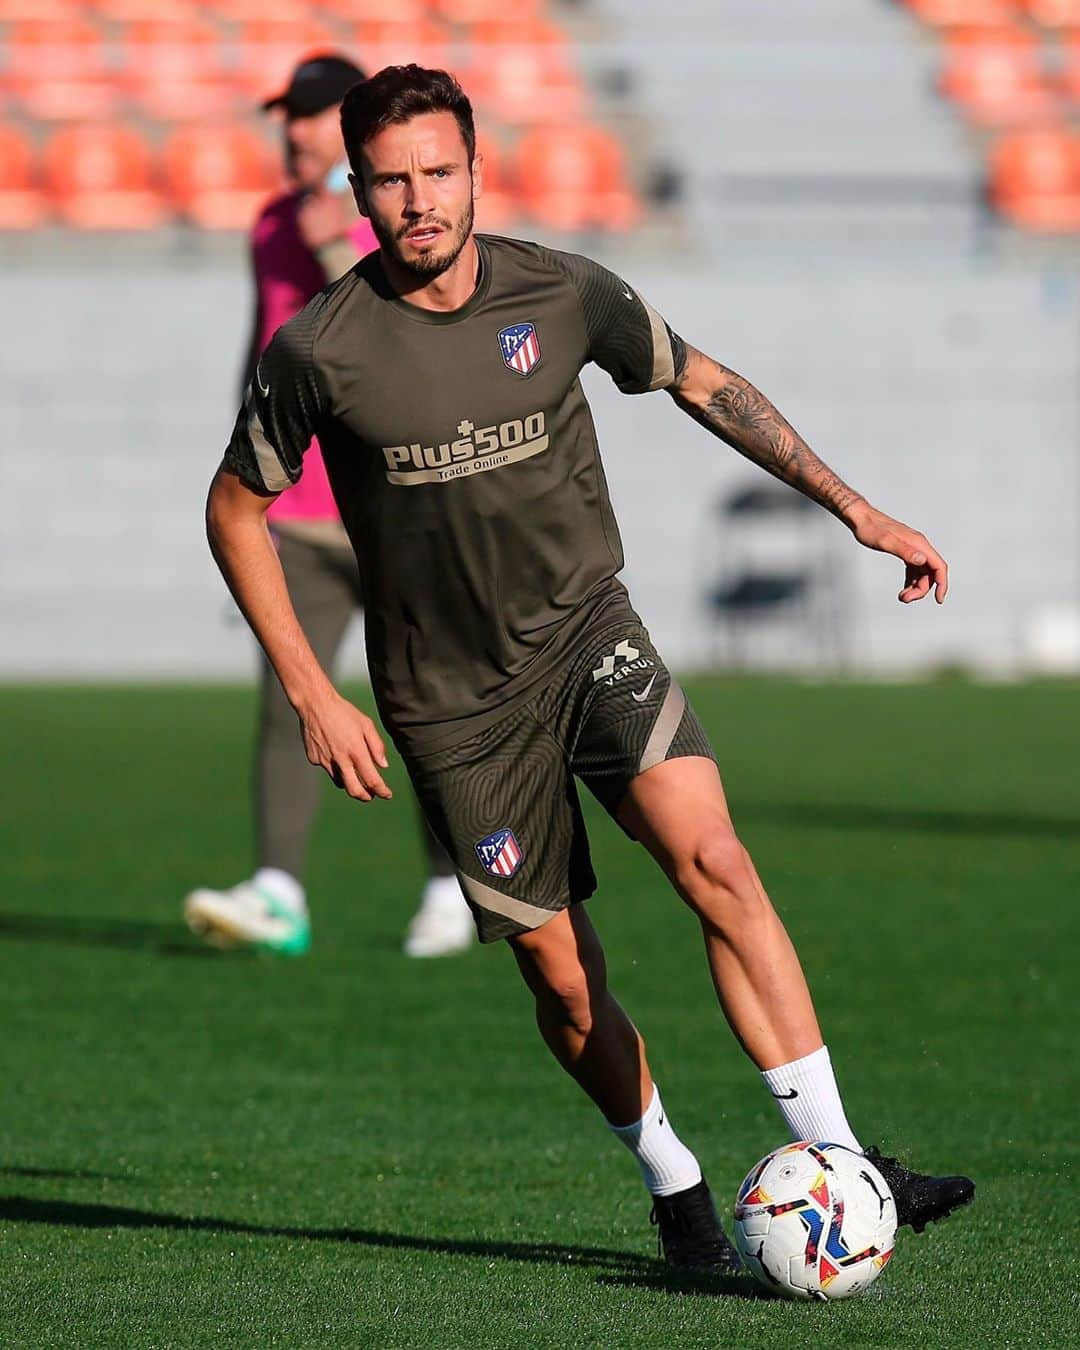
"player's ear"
348,172,369,218
470,151,483,201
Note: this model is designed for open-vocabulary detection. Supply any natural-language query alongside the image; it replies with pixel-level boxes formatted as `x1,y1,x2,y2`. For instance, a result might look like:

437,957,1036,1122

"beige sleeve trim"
246,392,293,494
642,297,676,392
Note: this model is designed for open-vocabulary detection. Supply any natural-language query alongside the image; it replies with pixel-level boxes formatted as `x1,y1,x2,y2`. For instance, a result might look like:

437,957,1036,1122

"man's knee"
674,828,769,934
539,965,596,1037
511,911,605,1038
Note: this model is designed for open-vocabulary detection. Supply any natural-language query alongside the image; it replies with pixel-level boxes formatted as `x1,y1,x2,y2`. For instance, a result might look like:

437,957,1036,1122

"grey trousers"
256,529,453,884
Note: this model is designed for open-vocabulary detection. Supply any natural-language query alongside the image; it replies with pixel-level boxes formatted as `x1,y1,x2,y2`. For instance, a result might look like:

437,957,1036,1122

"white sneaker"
183,881,311,956
403,876,474,958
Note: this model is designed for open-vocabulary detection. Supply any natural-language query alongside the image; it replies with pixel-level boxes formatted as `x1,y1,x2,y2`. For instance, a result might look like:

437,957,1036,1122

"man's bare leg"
508,904,740,1269
618,755,822,1071
616,753,863,1154
614,753,976,1230
509,905,650,1127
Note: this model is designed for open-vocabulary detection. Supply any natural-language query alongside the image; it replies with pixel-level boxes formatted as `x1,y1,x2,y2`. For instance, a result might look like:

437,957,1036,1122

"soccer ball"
733,1141,897,1300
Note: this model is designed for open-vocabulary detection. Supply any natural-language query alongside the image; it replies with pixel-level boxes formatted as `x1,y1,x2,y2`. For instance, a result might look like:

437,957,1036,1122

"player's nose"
406,178,434,215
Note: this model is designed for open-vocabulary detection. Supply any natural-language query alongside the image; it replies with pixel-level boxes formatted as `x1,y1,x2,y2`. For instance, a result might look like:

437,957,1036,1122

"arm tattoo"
687,363,863,521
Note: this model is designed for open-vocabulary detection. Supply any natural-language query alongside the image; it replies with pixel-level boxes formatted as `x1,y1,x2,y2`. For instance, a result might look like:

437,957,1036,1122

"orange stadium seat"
0,1,82,19
204,0,309,21
233,19,341,102
319,0,428,20
471,131,516,231
164,124,278,229
87,0,200,20
43,124,168,229
516,125,639,232
5,17,116,121
938,25,1058,123
119,16,235,122
1021,0,1080,24
0,125,48,229
348,19,451,73
462,20,585,126
990,127,1080,230
432,0,547,22
903,0,1021,25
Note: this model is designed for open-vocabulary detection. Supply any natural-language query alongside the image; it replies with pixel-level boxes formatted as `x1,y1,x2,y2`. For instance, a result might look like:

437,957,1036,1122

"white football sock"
761,1045,861,1151
608,1084,703,1197
252,868,306,915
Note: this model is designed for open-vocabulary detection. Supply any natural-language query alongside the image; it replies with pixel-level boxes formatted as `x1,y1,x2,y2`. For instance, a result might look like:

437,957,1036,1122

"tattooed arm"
669,343,948,604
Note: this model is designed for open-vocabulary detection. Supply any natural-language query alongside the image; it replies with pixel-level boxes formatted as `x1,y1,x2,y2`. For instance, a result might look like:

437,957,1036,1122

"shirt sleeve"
551,249,687,394
222,302,324,495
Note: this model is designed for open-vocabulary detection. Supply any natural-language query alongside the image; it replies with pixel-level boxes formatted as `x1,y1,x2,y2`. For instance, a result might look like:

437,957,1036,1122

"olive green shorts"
400,620,716,943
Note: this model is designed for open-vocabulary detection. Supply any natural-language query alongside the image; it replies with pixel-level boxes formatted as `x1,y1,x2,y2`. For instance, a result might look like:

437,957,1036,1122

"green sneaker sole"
253,894,311,956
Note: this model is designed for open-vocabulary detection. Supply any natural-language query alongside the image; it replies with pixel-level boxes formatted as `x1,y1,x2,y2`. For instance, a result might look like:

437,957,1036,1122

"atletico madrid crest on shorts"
498,322,541,376
475,827,524,879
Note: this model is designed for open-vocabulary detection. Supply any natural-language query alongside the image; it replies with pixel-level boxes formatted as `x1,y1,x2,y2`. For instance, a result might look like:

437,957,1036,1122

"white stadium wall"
1,247,1077,681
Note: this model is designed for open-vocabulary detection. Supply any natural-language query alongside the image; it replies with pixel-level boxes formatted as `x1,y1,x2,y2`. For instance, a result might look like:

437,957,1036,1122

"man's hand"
206,467,389,795
846,502,949,604
296,688,393,802
297,187,353,251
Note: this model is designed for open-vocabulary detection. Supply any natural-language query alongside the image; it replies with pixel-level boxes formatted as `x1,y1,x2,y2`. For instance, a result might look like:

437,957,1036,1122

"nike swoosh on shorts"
631,673,658,703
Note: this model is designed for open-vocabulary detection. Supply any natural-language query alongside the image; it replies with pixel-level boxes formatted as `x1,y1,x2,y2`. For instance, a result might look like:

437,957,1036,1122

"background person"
184,54,470,959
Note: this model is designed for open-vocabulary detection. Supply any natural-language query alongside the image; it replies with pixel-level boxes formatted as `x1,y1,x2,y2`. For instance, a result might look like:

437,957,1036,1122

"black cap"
261,53,366,117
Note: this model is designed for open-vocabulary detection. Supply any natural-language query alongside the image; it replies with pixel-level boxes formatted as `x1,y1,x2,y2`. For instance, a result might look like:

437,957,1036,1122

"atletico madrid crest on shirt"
498,322,542,376
475,827,524,879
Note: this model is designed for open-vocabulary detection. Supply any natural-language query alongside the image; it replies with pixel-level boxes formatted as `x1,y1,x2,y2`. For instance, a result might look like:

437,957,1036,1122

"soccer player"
184,54,472,959
206,65,974,1270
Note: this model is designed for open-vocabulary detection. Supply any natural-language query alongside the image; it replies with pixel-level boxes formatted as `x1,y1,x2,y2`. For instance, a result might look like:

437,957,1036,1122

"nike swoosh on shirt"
256,363,269,397
631,673,658,703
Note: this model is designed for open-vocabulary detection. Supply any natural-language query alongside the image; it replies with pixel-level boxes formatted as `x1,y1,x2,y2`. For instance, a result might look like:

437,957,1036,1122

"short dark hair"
340,65,475,174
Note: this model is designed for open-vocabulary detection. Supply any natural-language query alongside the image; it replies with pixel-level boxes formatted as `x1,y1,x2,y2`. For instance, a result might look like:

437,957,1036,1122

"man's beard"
373,196,475,281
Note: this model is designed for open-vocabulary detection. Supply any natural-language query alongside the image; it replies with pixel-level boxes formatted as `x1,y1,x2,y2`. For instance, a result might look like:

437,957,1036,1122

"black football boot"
649,1178,742,1274
863,1146,975,1233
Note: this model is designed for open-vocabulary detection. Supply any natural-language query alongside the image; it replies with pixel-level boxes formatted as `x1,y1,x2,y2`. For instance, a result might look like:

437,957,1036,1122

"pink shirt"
251,190,377,523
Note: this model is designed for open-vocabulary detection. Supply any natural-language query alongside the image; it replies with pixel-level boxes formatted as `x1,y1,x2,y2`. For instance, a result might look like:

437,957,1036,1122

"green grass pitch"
0,677,1076,1347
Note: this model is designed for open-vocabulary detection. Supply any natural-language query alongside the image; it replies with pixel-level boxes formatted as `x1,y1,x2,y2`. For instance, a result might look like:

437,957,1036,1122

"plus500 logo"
382,412,546,476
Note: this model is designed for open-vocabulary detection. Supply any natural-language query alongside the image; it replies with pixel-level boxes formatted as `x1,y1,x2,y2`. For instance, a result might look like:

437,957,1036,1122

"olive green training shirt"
223,233,687,752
